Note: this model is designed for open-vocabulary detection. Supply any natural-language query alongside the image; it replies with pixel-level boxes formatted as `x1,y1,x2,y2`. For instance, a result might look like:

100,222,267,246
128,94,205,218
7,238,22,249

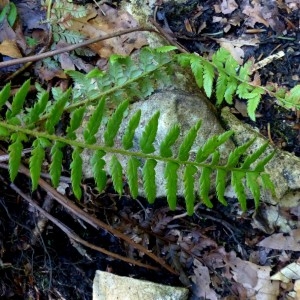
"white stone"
93,270,189,300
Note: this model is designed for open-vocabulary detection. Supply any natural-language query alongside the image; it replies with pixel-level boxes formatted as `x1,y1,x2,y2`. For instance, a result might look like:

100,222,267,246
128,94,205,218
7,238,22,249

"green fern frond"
0,96,275,215
51,0,88,29
0,46,283,215
177,48,300,120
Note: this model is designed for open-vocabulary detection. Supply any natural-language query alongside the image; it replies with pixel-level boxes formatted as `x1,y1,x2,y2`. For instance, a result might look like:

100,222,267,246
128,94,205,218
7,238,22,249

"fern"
50,0,88,29
0,84,275,215
2,46,296,215
177,48,300,120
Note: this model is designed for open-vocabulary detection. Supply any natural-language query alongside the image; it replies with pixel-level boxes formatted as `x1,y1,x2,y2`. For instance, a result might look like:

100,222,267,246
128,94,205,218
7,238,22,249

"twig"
0,27,159,69
149,18,188,53
9,181,159,270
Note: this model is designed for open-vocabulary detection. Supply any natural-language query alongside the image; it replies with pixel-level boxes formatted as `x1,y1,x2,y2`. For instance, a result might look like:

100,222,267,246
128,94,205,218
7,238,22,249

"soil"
0,0,299,299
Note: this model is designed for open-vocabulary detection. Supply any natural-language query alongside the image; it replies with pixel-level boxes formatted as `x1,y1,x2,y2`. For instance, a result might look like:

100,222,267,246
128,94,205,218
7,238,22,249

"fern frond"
122,110,141,150
127,157,140,199
142,159,157,204
0,46,280,214
30,138,50,190
8,133,25,181
231,171,247,210
50,141,64,187
178,121,201,161
0,82,11,110
110,155,123,195
160,124,180,158
139,111,160,154
71,147,83,199
164,162,179,210
184,165,197,215
91,150,107,192
83,97,106,144
45,88,71,134
0,96,276,214
6,79,30,120
104,100,129,147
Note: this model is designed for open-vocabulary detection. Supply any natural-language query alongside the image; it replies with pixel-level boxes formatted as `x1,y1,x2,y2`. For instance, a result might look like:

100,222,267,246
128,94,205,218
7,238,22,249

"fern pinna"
0,78,275,215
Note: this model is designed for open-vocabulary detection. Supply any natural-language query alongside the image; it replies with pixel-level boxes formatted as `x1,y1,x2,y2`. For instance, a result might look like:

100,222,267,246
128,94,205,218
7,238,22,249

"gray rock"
81,90,234,199
93,270,189,300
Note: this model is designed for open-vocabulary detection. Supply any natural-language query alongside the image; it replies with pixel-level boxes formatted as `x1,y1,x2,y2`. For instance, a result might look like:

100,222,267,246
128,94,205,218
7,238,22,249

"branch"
0,27,159,69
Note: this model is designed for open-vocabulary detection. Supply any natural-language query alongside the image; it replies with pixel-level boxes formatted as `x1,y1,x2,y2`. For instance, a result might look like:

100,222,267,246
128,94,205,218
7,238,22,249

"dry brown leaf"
0,18,16,42
221,0,239,14
216,37,259,64
257,229,300,251
0,40,22,58
271,262,300,282
242,0,270,27
191,259,219,300
68,4,147,58
225,251,280,299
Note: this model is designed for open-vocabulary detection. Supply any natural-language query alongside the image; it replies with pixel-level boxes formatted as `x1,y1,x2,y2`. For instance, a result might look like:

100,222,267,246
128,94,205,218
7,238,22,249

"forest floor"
0,0,299,299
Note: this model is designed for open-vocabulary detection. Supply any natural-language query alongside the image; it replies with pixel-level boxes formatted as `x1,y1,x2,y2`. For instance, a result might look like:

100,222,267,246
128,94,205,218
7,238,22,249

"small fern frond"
164,162,179,210
91,150,107,192
178,48,300,119
26,90,49,125
6,79,30,120
142,159,157,204
178,121,201,161
71,147,83,199
184,165,197,215
45,88,71,134
160,124,180,158
83,97,106,144
215,169,227,206
30,138,50,190
50,141,64,187
122,110,141,150
104,100,129,147
0,82,11,109
127,157,140,199
110,155,123,195
232,171,247,211
8,133,24,181
139,111,160,154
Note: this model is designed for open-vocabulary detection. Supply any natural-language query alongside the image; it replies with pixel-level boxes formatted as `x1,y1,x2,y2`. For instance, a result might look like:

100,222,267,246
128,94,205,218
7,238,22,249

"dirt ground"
0,0,299,299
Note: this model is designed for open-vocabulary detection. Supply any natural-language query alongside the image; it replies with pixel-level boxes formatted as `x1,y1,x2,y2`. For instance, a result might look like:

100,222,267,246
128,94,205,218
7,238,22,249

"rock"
81,90,235,199
93,270,189,300
221,107,300,233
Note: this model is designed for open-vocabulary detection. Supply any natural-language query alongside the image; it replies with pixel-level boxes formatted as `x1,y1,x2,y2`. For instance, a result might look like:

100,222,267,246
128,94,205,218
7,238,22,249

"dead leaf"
191,259,219,300
0,18,16,41
221,0,239,14
225,251,280,299
68,4,148,58
242,0,270,27
271,262,300,282
0,39,22,58
257,229,300,251
216,37,259,64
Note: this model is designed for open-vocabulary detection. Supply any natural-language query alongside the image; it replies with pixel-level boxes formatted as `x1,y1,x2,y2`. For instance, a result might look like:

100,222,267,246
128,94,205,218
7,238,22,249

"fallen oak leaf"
221,0,239,14
0,39,22,58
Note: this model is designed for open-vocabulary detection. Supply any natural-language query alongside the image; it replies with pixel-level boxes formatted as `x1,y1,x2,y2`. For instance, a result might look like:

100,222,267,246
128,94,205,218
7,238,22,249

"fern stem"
0,121,266,175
